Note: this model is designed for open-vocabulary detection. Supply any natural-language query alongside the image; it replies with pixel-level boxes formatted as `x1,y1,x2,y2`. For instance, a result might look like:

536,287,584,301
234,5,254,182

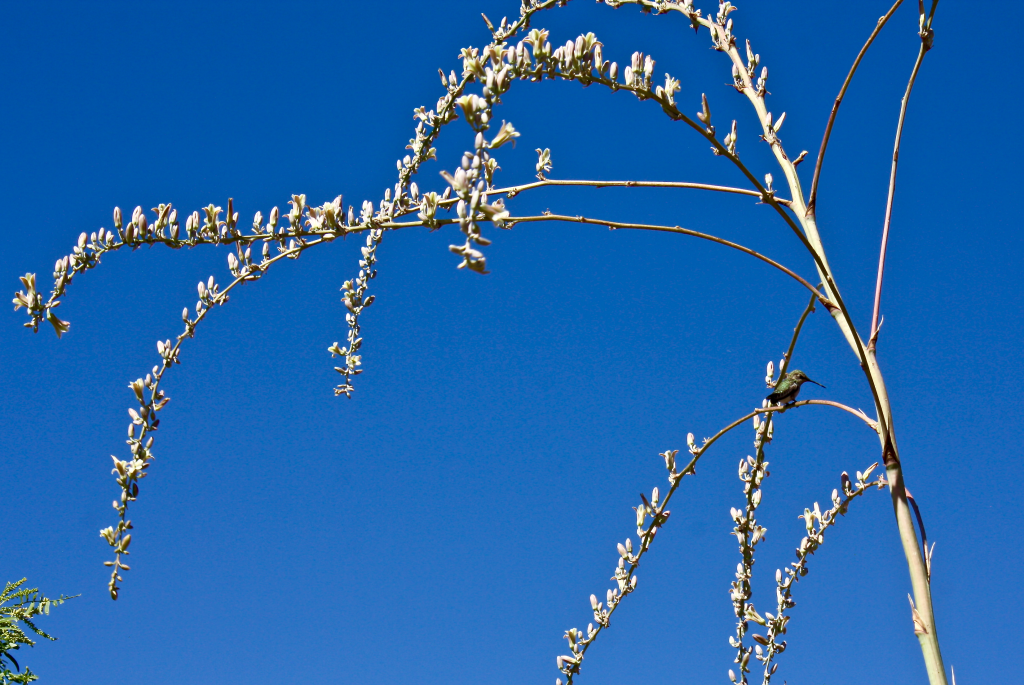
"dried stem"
860,5,945,683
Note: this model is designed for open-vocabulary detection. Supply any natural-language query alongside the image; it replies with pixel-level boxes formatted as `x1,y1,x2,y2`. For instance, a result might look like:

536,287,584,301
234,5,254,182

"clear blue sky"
2,1,1020,683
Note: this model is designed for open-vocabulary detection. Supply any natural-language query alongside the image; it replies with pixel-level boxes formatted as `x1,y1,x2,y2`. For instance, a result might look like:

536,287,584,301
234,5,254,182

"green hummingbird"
765,370,825,405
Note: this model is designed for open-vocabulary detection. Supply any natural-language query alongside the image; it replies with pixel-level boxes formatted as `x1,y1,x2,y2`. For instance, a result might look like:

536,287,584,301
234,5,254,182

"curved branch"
755,400,880,432
695,410,760,458
559,448,681,684
697,399,879,461
808,0,906,216
14,215,351,336
103,233,332,599
507,213,831,305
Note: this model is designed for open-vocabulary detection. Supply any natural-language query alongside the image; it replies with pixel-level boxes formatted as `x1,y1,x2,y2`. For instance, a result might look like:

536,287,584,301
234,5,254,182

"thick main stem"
708,13,947,682
885,451,945,683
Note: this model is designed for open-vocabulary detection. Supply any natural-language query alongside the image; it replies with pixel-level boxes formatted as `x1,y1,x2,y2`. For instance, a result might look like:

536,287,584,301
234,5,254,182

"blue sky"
2,1,1021,683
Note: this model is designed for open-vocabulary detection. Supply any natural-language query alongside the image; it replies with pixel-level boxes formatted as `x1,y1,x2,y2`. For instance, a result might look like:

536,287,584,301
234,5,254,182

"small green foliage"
0,579,75,684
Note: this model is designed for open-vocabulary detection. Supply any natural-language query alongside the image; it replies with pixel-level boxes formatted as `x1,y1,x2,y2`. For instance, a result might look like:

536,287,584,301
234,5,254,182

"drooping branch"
101,222,337,600
13,201,353,336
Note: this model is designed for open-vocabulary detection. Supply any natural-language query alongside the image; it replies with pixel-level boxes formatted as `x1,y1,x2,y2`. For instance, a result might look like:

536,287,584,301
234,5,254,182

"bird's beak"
806,378,825,388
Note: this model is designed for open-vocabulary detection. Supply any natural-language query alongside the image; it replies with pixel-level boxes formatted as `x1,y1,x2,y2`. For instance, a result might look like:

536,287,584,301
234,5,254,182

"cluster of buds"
100,370,170,599
195,275,224,318
656,73,681,107
548,32,605,84
729,36,763,94
727,445,771,685
722,119,739,155
708,1,737,50
556,621,597,685
329,228,383,397
623,51,655,92
441,111,513,273
13,273,69,338
14,192,362,343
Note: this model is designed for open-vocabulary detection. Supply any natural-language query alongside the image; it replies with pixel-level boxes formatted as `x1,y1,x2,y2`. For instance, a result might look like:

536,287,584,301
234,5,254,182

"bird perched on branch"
766,370,825,405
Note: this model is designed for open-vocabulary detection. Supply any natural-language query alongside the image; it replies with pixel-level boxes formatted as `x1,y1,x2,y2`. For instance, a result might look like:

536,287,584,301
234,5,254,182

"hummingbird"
765,370,825,405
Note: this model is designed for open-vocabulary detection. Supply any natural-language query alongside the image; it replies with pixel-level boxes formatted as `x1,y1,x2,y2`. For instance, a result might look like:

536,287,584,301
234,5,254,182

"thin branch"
485,178,791,206
869,27,931,346
697,411,762,458
760,285,818,443
699,399,879,459
780,292,818,378
808,0,905,216
755,400,879,432
507,213,830,305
